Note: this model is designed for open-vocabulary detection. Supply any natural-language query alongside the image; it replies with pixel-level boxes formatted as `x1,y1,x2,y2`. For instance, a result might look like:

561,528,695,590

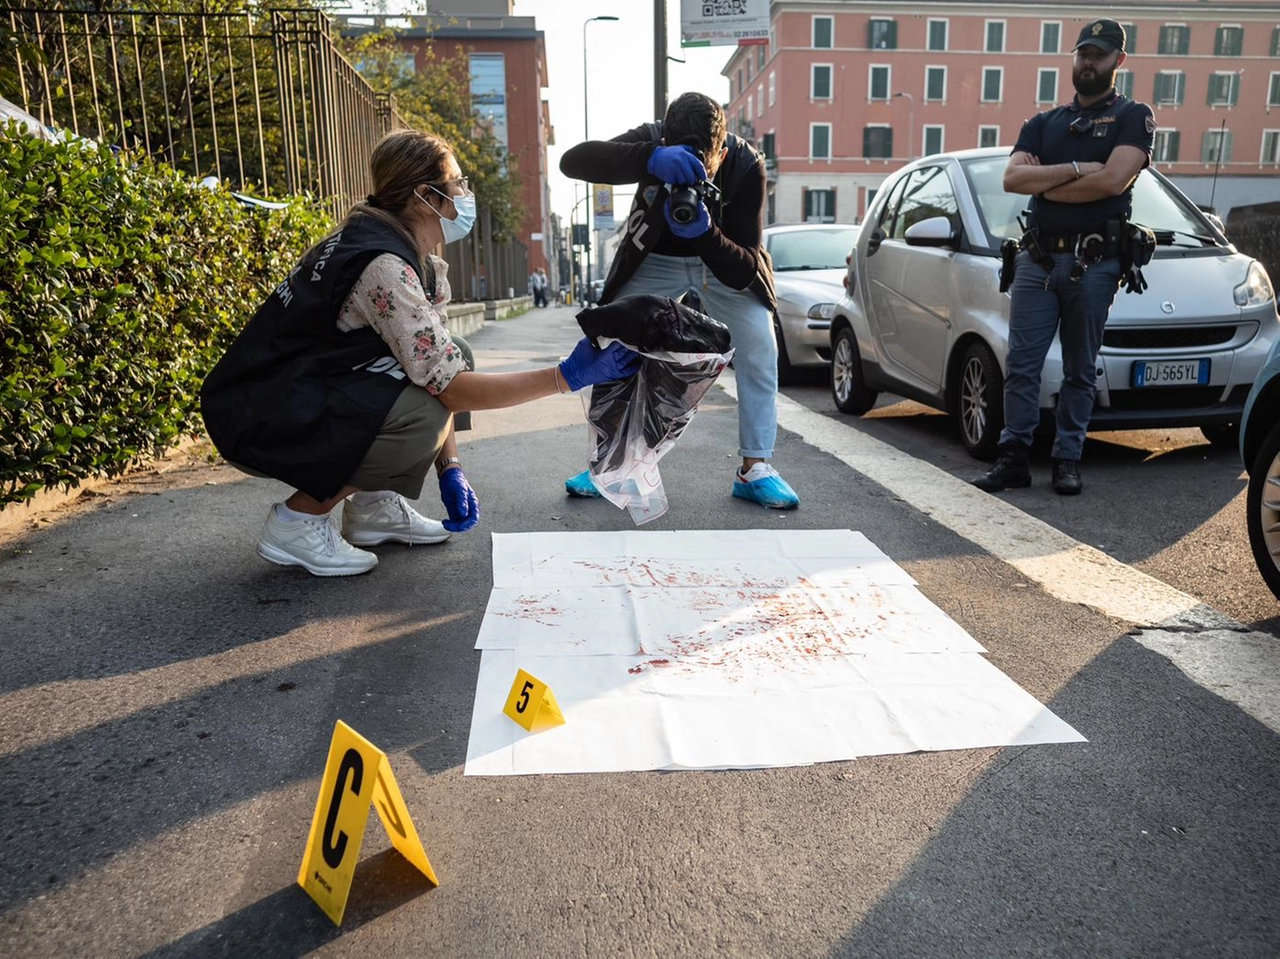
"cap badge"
1092,22,1104,36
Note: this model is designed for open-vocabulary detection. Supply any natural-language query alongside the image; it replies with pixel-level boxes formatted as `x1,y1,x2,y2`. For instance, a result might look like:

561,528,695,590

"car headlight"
806,302,836,320
1235,261,1276,308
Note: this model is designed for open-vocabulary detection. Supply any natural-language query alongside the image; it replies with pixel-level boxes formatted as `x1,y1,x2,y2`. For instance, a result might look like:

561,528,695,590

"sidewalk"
0,301,808,955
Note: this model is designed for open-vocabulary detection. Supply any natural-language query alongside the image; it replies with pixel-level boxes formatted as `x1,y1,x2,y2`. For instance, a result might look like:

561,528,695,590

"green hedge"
0,122,331,507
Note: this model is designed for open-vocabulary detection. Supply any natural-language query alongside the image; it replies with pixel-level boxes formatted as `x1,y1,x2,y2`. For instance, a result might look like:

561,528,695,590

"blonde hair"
307,130,454,271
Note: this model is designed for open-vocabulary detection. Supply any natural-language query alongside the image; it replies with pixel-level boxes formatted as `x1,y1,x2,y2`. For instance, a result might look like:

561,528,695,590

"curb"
0,435,210,535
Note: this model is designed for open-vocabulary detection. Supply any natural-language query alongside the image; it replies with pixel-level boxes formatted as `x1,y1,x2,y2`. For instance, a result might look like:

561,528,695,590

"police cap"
1074,19,1126,53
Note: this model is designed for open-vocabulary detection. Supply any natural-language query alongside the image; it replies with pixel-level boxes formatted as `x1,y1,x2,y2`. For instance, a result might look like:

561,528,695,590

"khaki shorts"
346,335,474,498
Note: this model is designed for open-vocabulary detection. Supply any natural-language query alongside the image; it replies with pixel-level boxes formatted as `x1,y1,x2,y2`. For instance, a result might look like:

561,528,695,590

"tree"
338,27,523,241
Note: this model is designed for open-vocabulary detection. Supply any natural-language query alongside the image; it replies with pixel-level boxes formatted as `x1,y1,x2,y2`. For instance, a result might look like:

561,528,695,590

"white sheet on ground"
465,530,1084,775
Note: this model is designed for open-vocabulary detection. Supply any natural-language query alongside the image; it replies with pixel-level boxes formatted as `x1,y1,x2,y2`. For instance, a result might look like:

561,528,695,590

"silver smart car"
830,147,1279,459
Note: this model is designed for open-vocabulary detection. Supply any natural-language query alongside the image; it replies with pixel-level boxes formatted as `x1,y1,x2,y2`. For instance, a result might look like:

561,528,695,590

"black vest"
200,215,428,500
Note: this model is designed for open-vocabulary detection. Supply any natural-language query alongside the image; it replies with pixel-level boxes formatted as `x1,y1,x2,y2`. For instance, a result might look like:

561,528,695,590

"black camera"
668,179,721,224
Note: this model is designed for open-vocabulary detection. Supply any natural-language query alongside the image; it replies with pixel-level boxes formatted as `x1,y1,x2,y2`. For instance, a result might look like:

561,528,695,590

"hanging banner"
680,0,770,47
592,184,615,232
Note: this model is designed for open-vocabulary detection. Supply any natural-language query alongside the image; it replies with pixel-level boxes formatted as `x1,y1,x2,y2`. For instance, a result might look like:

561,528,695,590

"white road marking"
718,374,1280,732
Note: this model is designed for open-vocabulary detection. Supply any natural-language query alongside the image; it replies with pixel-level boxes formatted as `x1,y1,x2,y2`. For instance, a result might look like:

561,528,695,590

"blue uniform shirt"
1013,89,1154,235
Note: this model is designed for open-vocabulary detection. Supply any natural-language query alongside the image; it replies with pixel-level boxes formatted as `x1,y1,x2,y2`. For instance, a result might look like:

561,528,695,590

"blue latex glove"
438,467,479,533
663,197,712,239
646,145,706,186
558,337,641,391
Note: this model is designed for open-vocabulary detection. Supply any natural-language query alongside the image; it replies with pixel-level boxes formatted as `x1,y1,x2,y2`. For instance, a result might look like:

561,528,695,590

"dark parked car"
1241,335,1280,599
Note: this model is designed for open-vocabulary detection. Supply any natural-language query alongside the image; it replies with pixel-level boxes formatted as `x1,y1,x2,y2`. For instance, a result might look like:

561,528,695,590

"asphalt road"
1,301,1277,957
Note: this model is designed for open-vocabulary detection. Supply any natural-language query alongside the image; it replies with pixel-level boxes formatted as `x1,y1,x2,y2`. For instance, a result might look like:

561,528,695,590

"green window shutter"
1124,24,1136,53
814,66,831,99
926,68,944,101
863,127,872,157
814,18,832,49
1176,73,1185,106
888,21,898,49
1168,131,1180,162
1230,75,1239,106
928,20,946,51
1223,131,1233,163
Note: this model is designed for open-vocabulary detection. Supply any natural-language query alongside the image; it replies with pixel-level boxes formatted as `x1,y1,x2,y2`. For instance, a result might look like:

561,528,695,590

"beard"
1073,60,1117,97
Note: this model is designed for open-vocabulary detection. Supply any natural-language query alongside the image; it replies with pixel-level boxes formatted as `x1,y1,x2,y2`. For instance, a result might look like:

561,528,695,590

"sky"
508,0,733,225
337,1,735,225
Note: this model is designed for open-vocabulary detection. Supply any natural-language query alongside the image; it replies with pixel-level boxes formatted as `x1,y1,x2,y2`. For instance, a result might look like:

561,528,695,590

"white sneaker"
257,506,378,577
341,494,451,546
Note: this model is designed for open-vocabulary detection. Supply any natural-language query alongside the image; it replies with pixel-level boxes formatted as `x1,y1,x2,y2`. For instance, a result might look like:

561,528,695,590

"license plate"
1132,358,1210,388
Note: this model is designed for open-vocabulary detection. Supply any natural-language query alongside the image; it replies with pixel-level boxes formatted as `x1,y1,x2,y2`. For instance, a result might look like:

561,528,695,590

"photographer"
972,18,1154,496
558,91,799,510
201,130,639,577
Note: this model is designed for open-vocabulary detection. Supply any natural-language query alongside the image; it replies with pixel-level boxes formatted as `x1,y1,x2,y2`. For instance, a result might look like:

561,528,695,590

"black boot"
1052,458,1082,495
971,443,1031,492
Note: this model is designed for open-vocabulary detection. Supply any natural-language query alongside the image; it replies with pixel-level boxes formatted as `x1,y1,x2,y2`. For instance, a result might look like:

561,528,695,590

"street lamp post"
893,91,915,160
583,15,619,299
568,188,590,304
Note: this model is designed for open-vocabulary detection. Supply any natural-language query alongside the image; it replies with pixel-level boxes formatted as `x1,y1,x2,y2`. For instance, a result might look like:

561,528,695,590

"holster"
1018,227,1054,275
998,238,1019,293
1119,220,1156,294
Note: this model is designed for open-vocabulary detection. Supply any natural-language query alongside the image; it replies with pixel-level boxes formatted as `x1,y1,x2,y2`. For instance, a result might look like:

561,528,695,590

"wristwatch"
437,456,461,472
1071,160,1082,179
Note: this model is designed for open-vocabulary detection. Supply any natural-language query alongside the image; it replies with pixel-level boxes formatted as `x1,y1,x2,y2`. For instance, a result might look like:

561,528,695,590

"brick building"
725,0,1280,224
342,2,554,274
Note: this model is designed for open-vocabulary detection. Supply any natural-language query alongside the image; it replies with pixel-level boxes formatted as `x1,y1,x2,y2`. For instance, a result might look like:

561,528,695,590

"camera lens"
669,186,698,224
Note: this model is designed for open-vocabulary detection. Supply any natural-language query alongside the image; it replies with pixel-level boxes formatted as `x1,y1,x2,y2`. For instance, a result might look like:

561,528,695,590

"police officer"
973,18,1154,496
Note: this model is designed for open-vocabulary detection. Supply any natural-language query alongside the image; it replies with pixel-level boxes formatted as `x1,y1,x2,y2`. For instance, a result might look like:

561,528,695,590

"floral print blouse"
336,253,466,395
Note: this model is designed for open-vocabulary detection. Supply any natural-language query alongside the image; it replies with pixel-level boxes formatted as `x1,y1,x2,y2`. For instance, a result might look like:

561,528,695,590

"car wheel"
831,326,878,415
1200,424,1239,448
774,315,799,387
1247,420,1280,601
957,341,1004,460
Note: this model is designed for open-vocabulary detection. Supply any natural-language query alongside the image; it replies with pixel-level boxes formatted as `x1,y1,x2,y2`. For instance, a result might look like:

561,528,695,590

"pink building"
725,0,1280,224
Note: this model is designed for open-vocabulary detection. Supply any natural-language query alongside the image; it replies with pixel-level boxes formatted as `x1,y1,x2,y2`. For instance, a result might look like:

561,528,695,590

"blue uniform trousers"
613,253,778,459
998,250,1122,461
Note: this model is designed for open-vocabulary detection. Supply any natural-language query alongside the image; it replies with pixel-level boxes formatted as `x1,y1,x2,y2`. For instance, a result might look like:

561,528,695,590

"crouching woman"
200,130,637,577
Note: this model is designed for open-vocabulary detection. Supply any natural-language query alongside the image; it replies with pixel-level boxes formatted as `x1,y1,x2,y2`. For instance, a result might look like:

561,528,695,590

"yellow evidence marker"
298,720,438,925
503,668,566,732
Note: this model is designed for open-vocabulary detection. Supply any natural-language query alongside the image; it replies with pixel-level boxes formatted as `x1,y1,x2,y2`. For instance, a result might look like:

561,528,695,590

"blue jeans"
614,253,778,459
999,251,1121,461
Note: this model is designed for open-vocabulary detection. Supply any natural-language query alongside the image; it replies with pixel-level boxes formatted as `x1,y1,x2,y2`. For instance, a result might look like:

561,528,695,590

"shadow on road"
137,849,434,958
832,634,1280,956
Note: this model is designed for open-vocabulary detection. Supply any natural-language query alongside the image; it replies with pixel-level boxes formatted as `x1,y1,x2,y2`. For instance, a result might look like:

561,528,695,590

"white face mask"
418,184,476,244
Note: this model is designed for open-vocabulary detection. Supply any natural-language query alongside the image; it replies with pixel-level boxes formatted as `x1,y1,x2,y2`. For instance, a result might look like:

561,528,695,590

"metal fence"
1,4,529,301
1,6,400,207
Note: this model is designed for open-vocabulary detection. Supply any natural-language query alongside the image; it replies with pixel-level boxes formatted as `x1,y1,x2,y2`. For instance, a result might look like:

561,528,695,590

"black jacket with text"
200,215,428,500
561,122,776,313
